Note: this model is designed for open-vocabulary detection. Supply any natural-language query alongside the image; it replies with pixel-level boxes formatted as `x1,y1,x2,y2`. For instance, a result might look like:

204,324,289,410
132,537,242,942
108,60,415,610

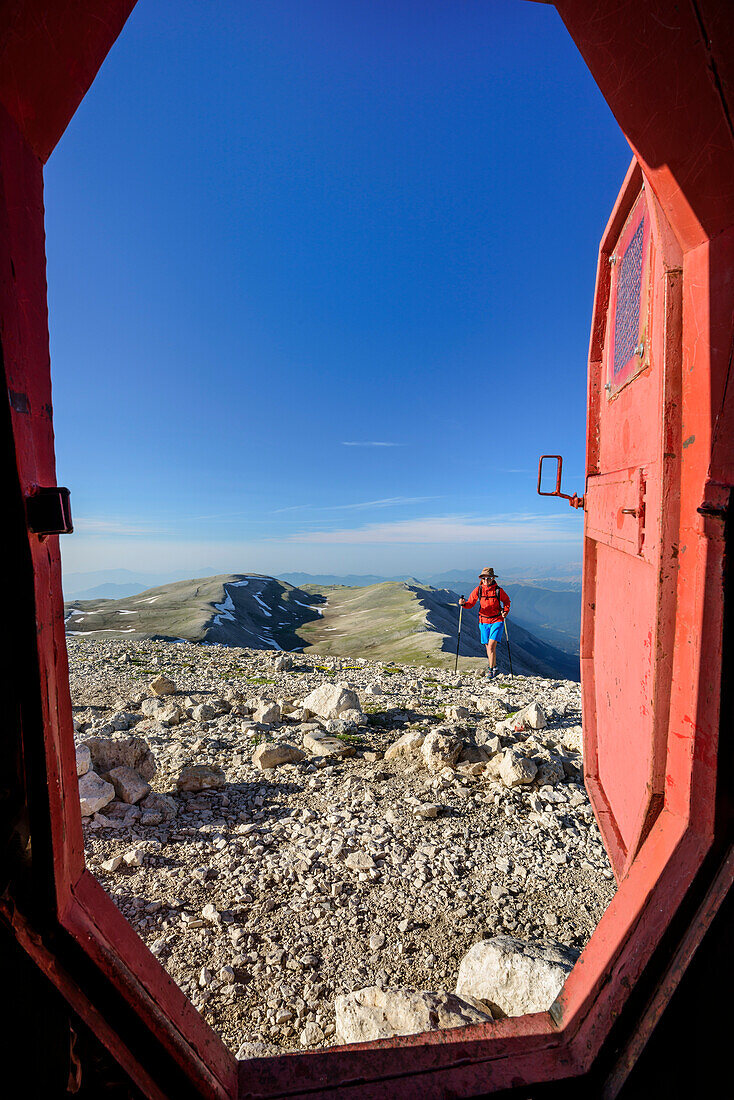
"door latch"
537,455,584,509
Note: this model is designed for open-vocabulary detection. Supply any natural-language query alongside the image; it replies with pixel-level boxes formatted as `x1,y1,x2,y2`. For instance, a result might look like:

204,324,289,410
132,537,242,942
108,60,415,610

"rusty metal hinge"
697,501,729,518
697,483,731,519
25,487,73,535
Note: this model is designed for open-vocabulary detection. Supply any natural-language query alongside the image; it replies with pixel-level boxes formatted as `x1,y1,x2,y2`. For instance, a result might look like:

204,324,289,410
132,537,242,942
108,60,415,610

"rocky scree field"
70,637,614,1057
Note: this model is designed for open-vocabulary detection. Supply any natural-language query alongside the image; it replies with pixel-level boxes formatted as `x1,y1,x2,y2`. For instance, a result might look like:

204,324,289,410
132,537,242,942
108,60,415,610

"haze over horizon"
46,0,630,581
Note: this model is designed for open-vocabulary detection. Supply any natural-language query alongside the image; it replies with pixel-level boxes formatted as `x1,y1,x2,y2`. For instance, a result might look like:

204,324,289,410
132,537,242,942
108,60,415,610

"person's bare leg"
488,640,498,669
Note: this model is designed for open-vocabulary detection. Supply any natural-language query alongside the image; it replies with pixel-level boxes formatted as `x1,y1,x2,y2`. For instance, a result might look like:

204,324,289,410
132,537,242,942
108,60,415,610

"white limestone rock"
84,734,156,781
253,743,306,770
362,682,385,697
344,851,376,871
75,743,91,777
335,985,493,1044
499,750,538,788
191,703,216,722
149,675,176,696
176,763,226,791
421,730,462,774
562,726,583,755
536,757,565,787
456,936,578,1018
384,730,425,761
78,770,115,817
516,701,547,730
301,682,361,720
302,731,354,758
445,705,470,722
107,765,151,804
253,701,281,725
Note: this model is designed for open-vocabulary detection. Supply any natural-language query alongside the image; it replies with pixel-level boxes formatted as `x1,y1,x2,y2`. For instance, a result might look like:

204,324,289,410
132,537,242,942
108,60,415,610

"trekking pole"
502,614,514,679
454,599,464,674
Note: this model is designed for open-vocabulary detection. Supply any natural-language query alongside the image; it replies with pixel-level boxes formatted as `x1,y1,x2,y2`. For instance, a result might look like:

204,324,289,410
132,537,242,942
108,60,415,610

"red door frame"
1,2,732,1097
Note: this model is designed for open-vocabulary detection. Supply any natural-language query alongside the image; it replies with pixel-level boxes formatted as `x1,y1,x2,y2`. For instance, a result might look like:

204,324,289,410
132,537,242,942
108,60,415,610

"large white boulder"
83,734,156,781
335,985,493,1044
456,936,577,1018
301,682,361,720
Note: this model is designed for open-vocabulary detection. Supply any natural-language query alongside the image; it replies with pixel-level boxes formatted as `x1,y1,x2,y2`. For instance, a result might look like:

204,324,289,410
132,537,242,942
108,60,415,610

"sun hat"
479,566,496,578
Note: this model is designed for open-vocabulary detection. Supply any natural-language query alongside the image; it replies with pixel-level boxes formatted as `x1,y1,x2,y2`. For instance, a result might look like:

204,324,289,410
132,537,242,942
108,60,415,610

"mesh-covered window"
613,217,645,376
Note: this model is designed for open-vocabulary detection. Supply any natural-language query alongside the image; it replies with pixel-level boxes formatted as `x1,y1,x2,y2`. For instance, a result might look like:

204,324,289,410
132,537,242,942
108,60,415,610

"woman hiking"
459,567,511,679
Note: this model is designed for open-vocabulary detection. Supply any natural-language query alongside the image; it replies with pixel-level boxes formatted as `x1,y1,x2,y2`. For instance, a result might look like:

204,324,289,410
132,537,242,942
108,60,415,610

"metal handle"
537,455,584,510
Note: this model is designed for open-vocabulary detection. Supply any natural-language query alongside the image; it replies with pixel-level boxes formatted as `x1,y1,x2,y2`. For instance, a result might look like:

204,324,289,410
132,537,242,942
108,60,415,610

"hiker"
459,567,511,679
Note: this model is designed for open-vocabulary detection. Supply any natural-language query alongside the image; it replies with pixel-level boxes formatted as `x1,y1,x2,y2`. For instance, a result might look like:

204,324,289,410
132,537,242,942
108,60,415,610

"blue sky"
45,0,630,581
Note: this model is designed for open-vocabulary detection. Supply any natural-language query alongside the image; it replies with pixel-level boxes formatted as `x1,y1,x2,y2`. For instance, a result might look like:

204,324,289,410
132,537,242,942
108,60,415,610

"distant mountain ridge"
64,574,579,680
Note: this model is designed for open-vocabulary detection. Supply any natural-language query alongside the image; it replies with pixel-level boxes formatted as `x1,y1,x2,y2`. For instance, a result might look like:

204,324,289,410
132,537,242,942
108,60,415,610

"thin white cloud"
281,513,581,546
341,441,402,448
74,517,160,536
270,495,438,515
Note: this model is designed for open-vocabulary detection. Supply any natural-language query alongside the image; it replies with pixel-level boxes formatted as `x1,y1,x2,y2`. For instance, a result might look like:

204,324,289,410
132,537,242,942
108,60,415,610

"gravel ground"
69,637,615,1057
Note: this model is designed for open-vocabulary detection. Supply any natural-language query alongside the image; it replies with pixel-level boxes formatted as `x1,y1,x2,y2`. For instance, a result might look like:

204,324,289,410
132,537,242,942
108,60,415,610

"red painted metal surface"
0,1,732,1097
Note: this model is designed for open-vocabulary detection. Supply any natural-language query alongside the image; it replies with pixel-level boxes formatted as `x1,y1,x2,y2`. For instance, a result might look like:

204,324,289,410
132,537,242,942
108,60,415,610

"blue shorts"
480,621,504,644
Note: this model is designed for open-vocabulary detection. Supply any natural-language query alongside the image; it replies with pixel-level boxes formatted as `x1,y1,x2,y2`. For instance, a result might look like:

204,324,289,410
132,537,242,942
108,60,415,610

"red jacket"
462,583,510,624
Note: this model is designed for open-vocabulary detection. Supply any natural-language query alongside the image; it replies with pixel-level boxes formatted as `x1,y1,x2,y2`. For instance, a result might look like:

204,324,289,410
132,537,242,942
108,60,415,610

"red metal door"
582,162,683,877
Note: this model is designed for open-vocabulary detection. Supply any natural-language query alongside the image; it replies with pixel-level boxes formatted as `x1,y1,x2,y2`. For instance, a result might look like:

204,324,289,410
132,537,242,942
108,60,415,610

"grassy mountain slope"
297,582,579,679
